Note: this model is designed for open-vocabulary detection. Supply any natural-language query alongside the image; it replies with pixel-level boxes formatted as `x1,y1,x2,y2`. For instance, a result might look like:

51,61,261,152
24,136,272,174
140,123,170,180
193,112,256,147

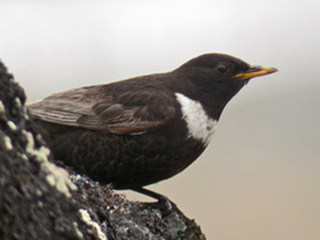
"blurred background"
1,0,319,239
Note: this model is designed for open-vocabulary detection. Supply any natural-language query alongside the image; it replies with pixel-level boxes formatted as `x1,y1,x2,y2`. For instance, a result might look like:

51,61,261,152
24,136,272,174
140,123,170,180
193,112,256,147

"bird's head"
178,53,277,89
173,53,277,118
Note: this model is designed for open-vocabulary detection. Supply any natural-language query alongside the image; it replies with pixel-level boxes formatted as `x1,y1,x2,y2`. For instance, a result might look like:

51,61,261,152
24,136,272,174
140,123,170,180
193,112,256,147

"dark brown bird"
28,53,277,198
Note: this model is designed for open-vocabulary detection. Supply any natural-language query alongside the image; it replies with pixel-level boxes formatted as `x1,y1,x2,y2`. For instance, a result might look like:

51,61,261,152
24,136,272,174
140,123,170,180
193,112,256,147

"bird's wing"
28,85,177,134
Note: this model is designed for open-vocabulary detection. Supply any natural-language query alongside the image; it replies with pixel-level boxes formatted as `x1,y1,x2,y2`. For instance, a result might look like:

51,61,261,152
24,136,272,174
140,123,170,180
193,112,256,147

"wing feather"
28,84,176,134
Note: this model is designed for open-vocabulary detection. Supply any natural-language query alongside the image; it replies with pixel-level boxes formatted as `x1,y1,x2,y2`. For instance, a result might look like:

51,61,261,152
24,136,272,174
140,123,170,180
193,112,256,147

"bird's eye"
217,63,229,74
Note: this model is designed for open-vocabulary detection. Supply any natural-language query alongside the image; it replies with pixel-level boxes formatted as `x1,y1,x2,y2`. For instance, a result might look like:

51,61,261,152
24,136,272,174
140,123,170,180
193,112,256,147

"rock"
0,60,206,240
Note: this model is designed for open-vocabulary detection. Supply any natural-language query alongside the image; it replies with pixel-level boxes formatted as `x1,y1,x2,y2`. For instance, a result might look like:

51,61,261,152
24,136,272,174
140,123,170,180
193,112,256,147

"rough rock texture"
0,60,206,240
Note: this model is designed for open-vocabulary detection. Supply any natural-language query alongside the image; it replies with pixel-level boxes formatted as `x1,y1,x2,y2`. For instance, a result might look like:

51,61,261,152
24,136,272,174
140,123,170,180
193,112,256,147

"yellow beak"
233,66,278,81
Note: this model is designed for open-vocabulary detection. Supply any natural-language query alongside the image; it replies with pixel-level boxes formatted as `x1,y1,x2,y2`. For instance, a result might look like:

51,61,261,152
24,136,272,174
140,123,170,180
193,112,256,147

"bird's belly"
49,127,207,189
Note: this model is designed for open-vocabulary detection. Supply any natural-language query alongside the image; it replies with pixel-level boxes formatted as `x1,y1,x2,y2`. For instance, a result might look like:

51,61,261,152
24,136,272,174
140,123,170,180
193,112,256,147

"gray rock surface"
0,60,206,240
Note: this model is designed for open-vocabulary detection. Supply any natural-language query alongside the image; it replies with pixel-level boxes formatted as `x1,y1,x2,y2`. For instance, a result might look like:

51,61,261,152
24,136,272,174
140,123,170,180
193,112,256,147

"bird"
28,53,277,199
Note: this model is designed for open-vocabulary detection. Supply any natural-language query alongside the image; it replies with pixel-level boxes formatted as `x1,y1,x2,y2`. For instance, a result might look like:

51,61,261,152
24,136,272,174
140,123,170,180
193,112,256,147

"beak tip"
266,66,278,73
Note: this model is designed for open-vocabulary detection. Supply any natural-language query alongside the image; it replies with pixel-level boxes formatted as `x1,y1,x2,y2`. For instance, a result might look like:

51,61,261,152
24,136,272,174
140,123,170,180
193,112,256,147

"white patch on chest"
175,92,218,145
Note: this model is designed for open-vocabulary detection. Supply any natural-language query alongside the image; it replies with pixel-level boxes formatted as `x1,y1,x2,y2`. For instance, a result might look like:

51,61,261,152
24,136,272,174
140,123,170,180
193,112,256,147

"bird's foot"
133,187,182,217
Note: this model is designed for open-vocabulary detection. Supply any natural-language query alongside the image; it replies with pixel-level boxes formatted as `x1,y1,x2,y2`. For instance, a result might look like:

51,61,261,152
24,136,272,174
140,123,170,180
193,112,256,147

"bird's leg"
132,187,182,216
133,187,167,200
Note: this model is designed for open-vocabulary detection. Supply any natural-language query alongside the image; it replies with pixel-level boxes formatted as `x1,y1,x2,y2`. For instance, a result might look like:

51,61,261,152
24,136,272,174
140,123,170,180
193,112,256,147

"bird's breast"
175,92,218,146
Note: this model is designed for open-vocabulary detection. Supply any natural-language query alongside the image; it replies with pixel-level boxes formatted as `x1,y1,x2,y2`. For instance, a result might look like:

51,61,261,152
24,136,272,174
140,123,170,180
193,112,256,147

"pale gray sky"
1,1,320,239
